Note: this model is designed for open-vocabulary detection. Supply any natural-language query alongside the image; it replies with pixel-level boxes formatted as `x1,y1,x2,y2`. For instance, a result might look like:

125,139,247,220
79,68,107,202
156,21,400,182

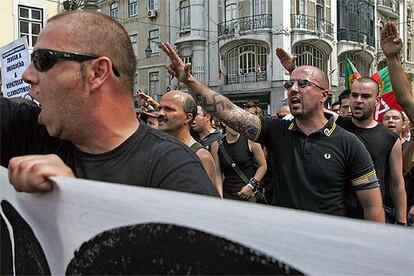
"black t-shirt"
1,98,218,197
336,116,398,206
256,116,376,216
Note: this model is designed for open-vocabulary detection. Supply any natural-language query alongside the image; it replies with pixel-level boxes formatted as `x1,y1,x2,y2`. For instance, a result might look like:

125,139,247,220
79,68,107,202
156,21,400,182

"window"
180,0,191,31
338,54,369,79
110,3,118,19
225,44,267,84
294,43,327,72
130,33,138,56
149,29,159,54
148,0,159,10
149,71,160,98
128,0,137,17
180,47,192,73
225,2,238,21
253,0,267,15
316,0,324,19
296,0,306,14
18,5,43,48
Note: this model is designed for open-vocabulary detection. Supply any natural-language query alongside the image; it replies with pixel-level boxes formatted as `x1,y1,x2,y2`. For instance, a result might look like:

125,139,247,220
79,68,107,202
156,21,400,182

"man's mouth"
290,97,301,105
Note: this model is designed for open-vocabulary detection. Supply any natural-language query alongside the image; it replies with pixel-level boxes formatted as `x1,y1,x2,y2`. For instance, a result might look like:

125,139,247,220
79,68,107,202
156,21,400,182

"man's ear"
89,57,113,92
321,90,329,103
185,113,194,125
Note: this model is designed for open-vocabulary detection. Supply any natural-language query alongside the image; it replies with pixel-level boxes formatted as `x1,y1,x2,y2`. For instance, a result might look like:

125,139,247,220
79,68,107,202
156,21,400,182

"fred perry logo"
324,153,331,160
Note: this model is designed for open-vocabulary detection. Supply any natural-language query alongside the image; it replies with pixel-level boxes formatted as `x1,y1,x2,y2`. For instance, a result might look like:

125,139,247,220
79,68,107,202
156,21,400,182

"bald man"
2,11,218,198
158,90,221,196
161,43,384,221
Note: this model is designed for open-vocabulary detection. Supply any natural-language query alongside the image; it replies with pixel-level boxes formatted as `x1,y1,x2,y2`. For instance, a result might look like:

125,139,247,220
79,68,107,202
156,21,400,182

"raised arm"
388,139,407,224
275,48,296,74
160,42,260,141
381,21,414,122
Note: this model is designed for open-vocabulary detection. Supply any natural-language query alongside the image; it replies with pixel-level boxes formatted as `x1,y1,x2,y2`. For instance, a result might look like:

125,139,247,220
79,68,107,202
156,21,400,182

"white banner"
0,37,31,99
0,166,413,275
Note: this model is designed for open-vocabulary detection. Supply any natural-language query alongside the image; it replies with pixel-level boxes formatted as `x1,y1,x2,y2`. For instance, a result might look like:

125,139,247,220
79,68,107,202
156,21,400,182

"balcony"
338,28,375,47
226,72,267,85
217,14,272,38
290,14,334,39
377,0,400,18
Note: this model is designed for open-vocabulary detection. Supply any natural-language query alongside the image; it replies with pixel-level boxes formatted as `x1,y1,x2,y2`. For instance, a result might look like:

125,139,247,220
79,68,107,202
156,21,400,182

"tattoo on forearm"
194,91,260,140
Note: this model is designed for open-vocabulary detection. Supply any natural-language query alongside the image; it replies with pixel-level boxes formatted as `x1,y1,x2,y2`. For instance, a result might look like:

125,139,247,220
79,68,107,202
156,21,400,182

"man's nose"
22,64,36,85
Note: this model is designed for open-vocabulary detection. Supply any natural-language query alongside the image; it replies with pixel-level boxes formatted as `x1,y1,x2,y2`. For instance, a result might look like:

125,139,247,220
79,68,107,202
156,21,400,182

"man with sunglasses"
1,11,218,197
161,43,384,221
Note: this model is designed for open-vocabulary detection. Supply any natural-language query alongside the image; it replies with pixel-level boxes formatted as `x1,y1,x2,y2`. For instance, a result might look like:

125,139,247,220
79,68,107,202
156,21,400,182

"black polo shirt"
256,115,376,216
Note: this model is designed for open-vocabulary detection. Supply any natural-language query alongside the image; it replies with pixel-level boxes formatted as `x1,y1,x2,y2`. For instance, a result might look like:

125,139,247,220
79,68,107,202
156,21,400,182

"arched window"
294,43,327,72
338,54,370,79
226,44,267,84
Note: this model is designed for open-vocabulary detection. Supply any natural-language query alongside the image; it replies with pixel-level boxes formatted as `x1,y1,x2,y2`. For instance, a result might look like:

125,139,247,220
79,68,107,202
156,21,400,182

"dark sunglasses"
31,48,120,77
283,79,326,90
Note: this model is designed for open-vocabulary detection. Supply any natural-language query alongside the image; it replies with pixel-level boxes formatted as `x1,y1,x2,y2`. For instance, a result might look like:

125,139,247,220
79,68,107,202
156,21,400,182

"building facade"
97,0,171,104
0,0,60,50
1,1,413,113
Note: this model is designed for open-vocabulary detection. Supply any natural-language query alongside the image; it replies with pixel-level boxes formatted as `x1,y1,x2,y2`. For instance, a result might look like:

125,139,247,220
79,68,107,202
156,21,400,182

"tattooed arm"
161,42,261,140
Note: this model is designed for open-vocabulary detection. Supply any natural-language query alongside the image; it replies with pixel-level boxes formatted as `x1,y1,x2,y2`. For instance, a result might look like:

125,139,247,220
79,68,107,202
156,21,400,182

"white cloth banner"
0,166,413,275
0,37,31,99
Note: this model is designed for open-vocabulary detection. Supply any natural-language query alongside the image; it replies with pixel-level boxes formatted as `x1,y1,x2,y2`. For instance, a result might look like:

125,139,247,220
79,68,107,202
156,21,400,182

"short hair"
47,11,136,93
198,105,213,123
184,96,197,124
353,77,380,96
332,101,340,107
383,108,405,122
338,89,351,106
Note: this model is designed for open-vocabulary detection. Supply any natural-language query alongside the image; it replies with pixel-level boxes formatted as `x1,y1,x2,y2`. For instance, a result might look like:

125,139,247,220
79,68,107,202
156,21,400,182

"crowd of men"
1,10,413,226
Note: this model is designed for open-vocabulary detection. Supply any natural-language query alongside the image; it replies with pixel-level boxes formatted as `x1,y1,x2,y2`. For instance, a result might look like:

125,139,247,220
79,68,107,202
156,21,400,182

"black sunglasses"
283,79,326,90
31,48,120,77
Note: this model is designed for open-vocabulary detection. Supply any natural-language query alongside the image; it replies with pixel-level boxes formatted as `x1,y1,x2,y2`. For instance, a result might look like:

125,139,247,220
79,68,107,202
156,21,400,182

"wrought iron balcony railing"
226,72,267,85
337,28,375,47
290,14,334,38
377,0,400,14
218,14,272,37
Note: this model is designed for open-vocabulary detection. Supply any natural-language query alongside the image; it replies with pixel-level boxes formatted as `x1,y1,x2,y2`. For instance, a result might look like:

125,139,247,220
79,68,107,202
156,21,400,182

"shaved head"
47,11,136,91
164,90,197,122
293,65,329,90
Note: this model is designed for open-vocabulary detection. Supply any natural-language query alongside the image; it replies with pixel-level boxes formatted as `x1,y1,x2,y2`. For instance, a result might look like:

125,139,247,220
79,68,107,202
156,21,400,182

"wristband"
247,183,255,191
248,178,259,191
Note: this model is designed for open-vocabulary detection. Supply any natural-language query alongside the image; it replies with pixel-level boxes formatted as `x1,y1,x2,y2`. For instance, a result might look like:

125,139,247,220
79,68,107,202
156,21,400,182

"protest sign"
0,166,413,275
0,37,31,99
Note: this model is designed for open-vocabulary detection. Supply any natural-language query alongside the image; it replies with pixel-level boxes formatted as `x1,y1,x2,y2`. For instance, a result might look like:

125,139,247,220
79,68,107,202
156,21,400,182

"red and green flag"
371,66,403,122
344,58,361,89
